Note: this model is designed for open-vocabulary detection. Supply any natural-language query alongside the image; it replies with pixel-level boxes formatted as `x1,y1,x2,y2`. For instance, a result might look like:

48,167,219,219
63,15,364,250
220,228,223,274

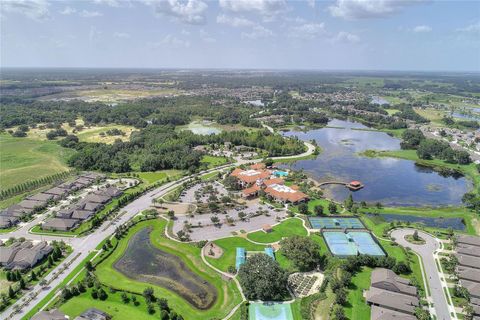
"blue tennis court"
236,247,246,270
308,217,365,229
323,231,385,257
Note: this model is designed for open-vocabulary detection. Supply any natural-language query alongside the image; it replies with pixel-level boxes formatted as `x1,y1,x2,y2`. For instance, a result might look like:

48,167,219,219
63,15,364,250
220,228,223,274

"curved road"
1,137,317,320
391,229,455,320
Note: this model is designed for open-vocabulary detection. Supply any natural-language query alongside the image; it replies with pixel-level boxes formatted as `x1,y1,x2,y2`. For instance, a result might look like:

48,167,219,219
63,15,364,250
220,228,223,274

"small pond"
366,213,466,230
113,227,217,309
281,119,471,206
182,120,222,135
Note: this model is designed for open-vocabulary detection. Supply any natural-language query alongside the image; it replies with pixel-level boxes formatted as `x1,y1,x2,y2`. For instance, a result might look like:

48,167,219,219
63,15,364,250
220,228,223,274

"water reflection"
282,119,471,206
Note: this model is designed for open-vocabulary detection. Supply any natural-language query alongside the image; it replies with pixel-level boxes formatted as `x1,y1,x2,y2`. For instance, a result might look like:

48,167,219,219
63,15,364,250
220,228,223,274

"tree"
19,277,26,290
98,288,108,300
464,304,474,320
264,158,274,167
30,270,37,281
85,261,93,271
331,304,346,320
280,236,321,271
413,230,420,241
210,215,220,225
157,297,169,311
414,307,430,320
328,202,337,214
335,287,347,305
238,254,289,301
344,194,353,211
392,261,411,274
121,292,129,304
8,286,15,299
143,287,155,302
298,203,309,215
314,205,324,216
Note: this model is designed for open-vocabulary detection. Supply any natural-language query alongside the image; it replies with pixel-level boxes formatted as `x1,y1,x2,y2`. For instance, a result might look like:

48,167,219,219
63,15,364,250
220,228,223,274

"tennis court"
308,216,365,229
323,231,385,257
249,302,294,320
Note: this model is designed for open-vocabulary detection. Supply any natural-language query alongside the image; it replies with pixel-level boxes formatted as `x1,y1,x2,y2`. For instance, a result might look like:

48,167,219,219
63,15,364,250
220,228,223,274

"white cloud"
89,26,102,43
200,29,216,43
288,23,326,40
333,31,361,43
148,35,191,48
241,25,273,39
413,25,431,33
113,32,131,38
216,14,255,27
328,0,425,20
457,22,480,34
219,0,287,17
93,0,125,7
60,6,76,15
79,10,103,18
151,0,208,25
181,29,191,36
1,0,50,20
307,0,315,8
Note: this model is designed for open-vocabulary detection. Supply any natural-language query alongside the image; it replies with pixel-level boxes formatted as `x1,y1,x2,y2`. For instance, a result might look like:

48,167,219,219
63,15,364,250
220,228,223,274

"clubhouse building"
230,164,308,205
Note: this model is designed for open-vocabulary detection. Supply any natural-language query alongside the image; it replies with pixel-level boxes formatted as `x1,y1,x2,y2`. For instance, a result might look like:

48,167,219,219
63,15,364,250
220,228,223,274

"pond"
113,227,217,309
371,96,390,106
366,213,466,230
181,120,222,135
281,119,471,206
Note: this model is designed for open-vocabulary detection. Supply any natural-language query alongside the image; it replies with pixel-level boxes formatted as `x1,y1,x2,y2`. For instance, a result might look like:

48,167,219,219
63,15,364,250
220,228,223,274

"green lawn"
206,237,266,272
201,155,229,168
135,170,184,185
60,287,158,320
344,267,372,320
246,218,307,243
92,219,242,319
0,134,75,190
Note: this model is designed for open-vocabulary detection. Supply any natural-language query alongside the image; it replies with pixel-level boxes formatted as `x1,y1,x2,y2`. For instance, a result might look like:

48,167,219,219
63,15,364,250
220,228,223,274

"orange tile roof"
264,186,308,203
290,185,300,190
263,178,285,186
250,163,266,170
242,185,261,195
232,170,271,184
231,168,244,177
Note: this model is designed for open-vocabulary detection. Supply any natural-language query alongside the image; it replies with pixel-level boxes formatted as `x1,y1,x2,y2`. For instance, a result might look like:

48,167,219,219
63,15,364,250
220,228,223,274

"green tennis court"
249,302,294,320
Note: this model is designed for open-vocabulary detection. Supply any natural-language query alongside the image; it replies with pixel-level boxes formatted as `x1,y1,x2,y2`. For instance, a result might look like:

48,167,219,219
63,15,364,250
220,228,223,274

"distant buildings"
365,268,419,320
455,234,480,319
230,164,308,204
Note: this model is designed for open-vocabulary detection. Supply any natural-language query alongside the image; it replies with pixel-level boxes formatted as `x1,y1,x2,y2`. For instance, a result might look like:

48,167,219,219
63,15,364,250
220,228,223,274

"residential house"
370,268,418,296
32,309,68,320
456,235,480,318
42,218,79,231
0,215,19,229
74,308,111,320
6,241,52,270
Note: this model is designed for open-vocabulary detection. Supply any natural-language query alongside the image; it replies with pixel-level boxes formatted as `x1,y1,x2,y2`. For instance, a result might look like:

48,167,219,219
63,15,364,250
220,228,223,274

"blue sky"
1,0,479,71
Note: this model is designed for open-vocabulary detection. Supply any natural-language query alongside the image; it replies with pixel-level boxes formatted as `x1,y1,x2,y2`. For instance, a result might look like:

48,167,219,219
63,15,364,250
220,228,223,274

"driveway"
391,228,454,320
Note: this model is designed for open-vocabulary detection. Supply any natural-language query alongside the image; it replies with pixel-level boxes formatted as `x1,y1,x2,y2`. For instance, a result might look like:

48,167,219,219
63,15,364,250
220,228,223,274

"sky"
1,0,479,71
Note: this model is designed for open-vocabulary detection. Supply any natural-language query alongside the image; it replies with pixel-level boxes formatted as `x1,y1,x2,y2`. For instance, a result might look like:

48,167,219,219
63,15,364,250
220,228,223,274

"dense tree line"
401,129,471,164
63,125,305,173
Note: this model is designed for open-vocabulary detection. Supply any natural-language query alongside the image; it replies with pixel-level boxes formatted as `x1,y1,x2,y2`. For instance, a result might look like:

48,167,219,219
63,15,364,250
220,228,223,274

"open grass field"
93,219,242,319
344,267,372,320
0,134,75,190
75,125,137,144
201,155,229,168
38,88,182,103
135,170,184,185
246,218,307,243
413,107,447,125
206,237,267,272
60,287,159,320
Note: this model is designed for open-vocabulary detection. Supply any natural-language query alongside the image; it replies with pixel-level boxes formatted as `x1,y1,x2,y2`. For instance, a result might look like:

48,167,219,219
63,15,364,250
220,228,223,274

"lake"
181,120,222,135
282,119,471,206
366,213,465,230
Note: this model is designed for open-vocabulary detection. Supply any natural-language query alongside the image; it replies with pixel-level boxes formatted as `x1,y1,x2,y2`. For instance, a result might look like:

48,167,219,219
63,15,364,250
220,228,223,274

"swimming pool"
323,231,385,257
308,217,365,229
273,170,289,177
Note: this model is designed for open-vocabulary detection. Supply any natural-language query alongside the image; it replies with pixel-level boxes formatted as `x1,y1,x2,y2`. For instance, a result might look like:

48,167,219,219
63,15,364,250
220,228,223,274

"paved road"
2,137,316,320
391,229,454,320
